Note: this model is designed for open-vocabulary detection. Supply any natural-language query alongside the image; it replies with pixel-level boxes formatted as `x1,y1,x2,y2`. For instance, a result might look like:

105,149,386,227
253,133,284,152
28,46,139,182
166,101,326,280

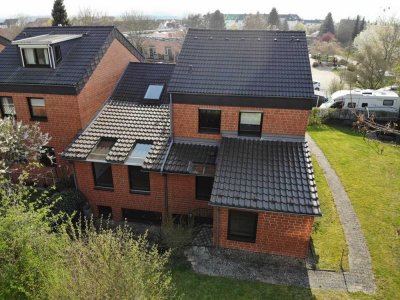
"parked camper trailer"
320,88,400,120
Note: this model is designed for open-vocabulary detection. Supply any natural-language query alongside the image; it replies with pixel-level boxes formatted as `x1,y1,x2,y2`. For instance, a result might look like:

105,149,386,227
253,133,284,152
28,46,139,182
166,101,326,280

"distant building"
224,13,303,30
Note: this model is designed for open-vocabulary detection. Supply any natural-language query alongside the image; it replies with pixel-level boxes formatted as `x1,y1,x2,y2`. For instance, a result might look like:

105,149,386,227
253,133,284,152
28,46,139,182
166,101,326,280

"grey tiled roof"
163,142,218,174
111,62,175,104
168,29,314,99
210,137,321,216
62,101,170,170
0,26,144,94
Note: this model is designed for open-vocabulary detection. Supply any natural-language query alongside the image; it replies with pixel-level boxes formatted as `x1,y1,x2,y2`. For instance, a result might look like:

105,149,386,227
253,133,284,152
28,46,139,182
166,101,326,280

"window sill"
227,235,256,243
30,117,48,122
130,189,151,195
198,129,221,135
94,186,114,192
238,132,261,138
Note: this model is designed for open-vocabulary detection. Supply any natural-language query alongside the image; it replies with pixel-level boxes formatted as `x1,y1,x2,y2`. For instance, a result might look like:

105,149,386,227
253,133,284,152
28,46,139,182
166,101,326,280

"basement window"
122,208,162,225
98,205,113,219
228,210,258,243
144,85,164,100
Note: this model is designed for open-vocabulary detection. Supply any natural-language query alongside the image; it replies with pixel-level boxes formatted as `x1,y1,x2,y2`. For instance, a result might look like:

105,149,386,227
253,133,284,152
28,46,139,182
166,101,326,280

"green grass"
308,125,400,299
311,155,349,271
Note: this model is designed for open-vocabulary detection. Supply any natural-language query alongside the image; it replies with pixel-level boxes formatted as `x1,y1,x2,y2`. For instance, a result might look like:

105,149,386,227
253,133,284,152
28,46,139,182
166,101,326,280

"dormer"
12,34,82,68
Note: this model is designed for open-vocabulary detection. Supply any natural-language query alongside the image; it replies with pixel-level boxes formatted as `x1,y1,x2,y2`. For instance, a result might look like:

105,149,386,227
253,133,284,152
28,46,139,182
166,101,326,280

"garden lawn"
308,125,400,299
311,155,349,271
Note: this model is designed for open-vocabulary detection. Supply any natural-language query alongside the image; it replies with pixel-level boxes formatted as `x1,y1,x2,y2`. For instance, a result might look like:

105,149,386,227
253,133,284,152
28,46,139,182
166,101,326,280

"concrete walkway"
184,135,375,294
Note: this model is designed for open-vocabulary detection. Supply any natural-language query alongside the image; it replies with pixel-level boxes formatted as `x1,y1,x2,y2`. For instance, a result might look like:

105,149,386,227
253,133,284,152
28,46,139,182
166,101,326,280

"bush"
312,61,320,68
308,108,333,126
338,58,348,66
347,64,356,72
160,217,193,256
328,78,345,95
50,189,86,218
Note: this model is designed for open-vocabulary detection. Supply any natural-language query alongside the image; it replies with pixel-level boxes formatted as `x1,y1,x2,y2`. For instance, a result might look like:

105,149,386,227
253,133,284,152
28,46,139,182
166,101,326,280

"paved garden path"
185,135,375,294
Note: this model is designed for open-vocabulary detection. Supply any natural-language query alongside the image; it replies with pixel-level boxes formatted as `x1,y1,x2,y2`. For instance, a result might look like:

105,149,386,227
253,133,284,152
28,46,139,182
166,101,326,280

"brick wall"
77,39,139,127
74,162,165,221
0,39,138,166
166,174,211,215
214,207,314,258
172,103,310,139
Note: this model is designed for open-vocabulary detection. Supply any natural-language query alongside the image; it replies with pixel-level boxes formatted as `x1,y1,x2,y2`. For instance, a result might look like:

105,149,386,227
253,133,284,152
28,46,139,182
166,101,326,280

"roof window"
87,138,116,161
144,84,164,100
125,142,152,166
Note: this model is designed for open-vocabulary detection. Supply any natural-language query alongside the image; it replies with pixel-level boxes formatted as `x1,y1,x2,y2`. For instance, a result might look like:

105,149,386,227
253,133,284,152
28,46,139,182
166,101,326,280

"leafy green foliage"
51,0,70,26
328,78,346,95
160,217,193,256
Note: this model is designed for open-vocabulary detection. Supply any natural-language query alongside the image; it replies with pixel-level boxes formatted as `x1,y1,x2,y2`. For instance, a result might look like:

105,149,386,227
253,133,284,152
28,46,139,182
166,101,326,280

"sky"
0,0,399,22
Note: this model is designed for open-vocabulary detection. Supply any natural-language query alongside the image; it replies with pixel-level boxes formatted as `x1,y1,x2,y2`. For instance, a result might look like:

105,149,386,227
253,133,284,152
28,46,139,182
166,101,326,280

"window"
0,97,15,117
198,109,221,134
383,100,394,106
332,101,344,109
28,98,47,120
144,85,164,100
228,210,258,243
239,112,262,137
98,205,113,219
122,208,162,225
361,103,368,107
40,146,56,167
196,176,214,201
129,166,150,193
149,47,156,59
125,142,152,165
54,45,62,64
347,102,356,108
87,138,116,161
92,162,113,189
22,48,50,67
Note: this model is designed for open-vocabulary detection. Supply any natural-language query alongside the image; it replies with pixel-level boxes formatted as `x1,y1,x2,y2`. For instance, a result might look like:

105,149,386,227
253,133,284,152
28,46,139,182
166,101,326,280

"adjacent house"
0,26,144,171
63,29,321,258
0,35,10,52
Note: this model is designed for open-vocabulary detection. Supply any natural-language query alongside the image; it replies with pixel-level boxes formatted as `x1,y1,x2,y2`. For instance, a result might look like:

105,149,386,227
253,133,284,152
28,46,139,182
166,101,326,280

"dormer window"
144,85,164,100
12,34,81,69
22,48,50,68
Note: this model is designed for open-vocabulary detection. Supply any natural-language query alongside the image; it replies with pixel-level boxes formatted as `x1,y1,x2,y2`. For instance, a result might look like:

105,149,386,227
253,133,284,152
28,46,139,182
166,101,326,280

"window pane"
23,48,36,64
88,138,116,161
240,112,262,125
1,97,16,116
228,210,258,242
199,109,221,133
122,208,162,225
93,163,113,188
29,98,47,118
98,205,113,219
144,85,164,100
126,143,152,165
129,166,150,192
383,100,394,106
36,48,49,65
196,176,214,200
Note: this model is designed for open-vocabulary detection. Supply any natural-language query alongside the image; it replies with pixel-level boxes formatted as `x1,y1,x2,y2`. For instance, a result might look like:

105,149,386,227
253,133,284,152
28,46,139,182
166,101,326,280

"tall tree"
267,7,280,29
352,15,360,40
51,0,70,26
359,17,366,33
243,12,267,30
320,12,335,35
184,14,205,29
208,10,225,29
281,19,289,31
336,18,356,45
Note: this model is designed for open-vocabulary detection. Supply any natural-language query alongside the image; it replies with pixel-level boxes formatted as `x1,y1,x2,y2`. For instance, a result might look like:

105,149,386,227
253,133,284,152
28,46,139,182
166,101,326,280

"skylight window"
125,143,152,166
144,85,164,100
87,138,116,161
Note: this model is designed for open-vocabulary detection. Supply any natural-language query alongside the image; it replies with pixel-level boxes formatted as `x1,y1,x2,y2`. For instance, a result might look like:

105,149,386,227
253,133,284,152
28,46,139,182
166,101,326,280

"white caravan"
320,88,400,114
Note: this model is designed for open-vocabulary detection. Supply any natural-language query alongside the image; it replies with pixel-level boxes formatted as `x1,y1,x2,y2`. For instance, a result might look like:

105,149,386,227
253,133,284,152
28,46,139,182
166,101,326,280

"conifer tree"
51,0,70,26
320,12,335,35
267,8,280,29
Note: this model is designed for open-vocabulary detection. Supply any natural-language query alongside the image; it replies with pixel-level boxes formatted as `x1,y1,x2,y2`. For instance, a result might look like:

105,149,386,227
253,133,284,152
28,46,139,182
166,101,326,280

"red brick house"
63,29,321,258
0,26,143,172
0,35,10,52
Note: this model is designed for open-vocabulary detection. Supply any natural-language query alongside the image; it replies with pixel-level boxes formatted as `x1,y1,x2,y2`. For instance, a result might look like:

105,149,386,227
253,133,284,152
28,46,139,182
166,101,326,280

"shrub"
160,217,193,256
347,64,356,72
328,78,346,95
50,189,86,218
308,108,333,126
338,58,348,66
312,61,320,68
